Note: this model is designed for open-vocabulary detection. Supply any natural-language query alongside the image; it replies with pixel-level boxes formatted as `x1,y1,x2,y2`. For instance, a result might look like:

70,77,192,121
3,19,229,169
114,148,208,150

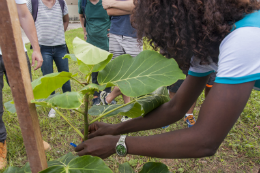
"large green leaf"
32,72,74,99
98,50,185,97
69,37,113,76
47,153,78,167
119,163,134,173
64,54,92,76
89,87,170,120
4,101,16,114
40,155,113,173
89,104,135,118
4,162,31,173
139,162,171,173
80,83,106,95
126,86,170,118
3,167,20,173
32,92,84,109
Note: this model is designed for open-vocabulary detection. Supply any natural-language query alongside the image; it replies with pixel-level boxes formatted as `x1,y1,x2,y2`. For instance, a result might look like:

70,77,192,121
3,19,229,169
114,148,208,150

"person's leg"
205,72,216,97
0,56,7,143
105,86,122,104
40,45,57,117
168,79,196,128
91,72,102,105
100,34,124,105
0,56,7,169
53,44,71,93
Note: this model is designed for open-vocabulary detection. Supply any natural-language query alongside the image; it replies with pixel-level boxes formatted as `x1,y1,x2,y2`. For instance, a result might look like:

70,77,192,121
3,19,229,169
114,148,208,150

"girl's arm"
76,76,254,158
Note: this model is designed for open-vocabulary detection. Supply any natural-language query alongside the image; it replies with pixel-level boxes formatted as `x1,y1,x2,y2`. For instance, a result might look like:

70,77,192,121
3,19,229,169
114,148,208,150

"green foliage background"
0,28,259,172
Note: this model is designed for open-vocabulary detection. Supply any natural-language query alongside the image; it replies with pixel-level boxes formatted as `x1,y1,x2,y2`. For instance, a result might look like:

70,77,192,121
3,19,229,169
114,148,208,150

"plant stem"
86,75,91,85
71,77,85,86
84,94,89,141
89,99,136,124
72,108,85,115
53,107,84,138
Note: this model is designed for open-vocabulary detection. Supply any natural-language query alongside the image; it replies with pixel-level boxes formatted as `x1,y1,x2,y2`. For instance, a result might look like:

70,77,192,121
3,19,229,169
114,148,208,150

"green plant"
4,37,184,172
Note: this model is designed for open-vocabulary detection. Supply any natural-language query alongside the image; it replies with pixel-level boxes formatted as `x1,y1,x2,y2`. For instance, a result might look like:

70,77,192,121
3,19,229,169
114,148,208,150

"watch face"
116,144,126,156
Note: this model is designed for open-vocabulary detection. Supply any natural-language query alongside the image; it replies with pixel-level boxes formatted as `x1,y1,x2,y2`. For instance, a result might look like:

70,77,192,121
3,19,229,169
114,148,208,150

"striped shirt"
27,0,68,46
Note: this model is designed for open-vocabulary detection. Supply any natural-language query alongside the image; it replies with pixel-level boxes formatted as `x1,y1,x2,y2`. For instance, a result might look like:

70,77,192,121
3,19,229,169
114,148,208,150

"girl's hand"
75,135,119,159
88,122,117,139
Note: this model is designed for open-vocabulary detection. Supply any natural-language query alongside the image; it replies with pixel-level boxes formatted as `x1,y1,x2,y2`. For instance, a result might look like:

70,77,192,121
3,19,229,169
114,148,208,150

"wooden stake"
0,0,47,172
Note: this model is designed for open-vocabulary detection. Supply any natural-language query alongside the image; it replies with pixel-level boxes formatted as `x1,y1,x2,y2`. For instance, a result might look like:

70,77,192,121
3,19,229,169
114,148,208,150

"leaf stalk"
84,94,89,141
71,77,85,86
89,99,136,124
53,107,84,138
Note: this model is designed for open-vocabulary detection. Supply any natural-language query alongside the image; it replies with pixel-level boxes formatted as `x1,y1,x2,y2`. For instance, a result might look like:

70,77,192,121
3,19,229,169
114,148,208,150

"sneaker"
121,116,132,122
100,91,108,105
48,108,56,118
92,97,101,106
100,91,117,105
184,114,196,128
0,141,7,169
162,125,169,129
110,100,117,104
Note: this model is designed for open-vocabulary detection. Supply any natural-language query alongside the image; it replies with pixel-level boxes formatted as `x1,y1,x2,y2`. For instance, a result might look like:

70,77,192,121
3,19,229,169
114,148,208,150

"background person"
78,0,112,106
100,0,143,122
27,0,71,118
0,0,45,169
74,0,260,160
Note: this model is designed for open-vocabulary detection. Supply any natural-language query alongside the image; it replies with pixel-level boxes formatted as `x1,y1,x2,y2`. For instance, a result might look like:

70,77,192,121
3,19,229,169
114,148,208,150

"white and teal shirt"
188,10,260,90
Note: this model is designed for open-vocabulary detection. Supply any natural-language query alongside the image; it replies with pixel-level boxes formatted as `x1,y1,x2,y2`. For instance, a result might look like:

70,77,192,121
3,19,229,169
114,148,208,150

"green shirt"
78,0,110,51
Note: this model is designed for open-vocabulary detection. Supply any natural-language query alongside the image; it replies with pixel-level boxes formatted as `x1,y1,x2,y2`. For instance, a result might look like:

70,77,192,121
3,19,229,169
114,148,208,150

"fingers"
75,142,85,152
88,130,100,139
31,57,35,68
34,59,43,70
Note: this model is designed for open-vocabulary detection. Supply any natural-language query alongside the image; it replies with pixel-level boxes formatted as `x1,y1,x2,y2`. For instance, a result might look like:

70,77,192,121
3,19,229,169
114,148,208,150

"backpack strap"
58,0,65,15
32,0,65,22
81,0,87,27
31,0,39,22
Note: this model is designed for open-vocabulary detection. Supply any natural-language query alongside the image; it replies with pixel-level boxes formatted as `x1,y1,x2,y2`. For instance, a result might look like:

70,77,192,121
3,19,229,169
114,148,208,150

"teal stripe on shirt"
188,70,214,77
215,73,260,84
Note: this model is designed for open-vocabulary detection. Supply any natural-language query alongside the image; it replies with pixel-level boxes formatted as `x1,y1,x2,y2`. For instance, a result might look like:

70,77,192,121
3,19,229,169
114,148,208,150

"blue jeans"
40,44,71,93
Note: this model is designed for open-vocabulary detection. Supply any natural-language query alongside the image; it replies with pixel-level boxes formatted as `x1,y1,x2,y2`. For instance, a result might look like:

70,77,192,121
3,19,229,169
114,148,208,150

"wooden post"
0,0,47,172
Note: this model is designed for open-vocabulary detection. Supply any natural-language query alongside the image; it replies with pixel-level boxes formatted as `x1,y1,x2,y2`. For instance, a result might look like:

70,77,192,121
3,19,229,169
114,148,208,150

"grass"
1,28,260,172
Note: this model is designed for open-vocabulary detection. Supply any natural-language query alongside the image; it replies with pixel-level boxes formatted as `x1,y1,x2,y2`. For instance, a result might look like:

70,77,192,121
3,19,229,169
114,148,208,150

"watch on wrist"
115,135,127,157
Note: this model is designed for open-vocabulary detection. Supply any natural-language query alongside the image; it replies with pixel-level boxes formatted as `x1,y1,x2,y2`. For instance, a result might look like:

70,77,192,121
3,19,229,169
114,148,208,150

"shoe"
100,91,108,105
43,140,51,151
48,108,56,118
184,114,196,128
100,91,117,105
92,97,101,106
110,100,117,104
0,141,7,169
121,116,132,122
162,125,169,129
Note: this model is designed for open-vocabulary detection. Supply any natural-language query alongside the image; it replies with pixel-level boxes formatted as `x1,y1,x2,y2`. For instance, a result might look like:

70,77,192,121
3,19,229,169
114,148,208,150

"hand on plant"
75,135,119,159
88,122,117,139
31,50,43,70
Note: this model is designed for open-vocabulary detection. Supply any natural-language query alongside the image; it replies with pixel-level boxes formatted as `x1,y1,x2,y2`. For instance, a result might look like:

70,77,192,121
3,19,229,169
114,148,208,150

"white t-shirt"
188,27,260,90
0,0,27,55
